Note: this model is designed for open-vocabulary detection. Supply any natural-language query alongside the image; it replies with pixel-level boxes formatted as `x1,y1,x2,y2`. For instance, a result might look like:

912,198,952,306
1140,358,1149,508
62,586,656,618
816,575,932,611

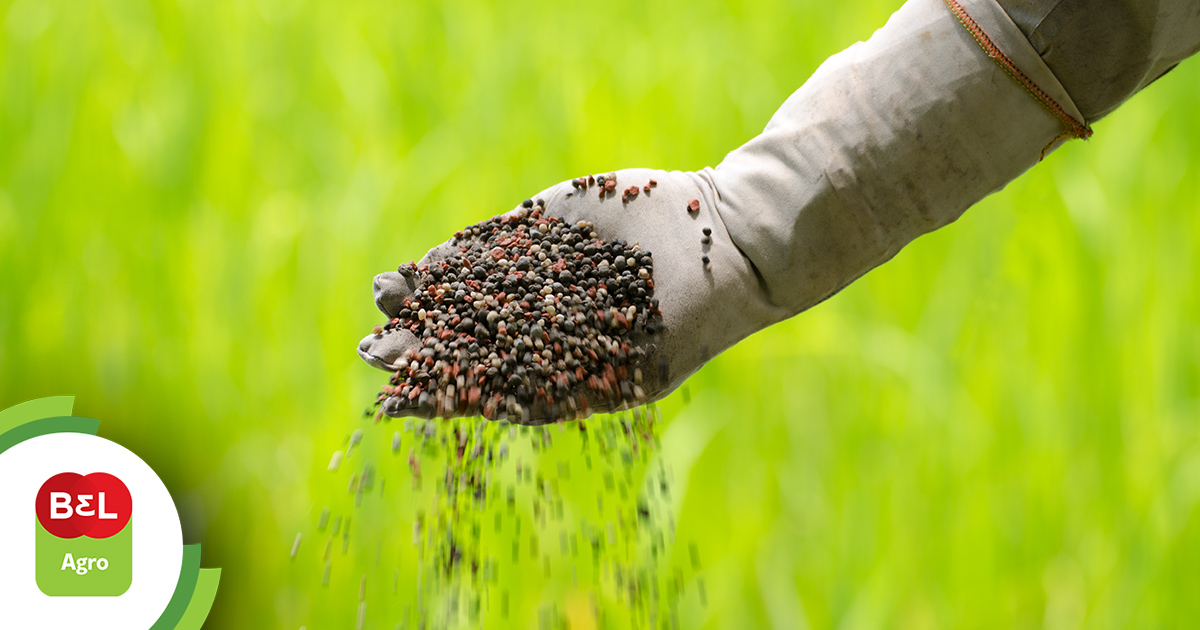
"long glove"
359,0,1200,423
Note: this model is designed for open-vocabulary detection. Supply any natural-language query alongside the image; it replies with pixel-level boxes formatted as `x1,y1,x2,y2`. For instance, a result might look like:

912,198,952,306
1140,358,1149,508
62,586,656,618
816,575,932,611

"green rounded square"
35,519,133,597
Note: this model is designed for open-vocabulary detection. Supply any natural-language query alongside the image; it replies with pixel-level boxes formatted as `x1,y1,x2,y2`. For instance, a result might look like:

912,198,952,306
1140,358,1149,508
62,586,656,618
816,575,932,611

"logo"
35,472,134,596
0,397,220,630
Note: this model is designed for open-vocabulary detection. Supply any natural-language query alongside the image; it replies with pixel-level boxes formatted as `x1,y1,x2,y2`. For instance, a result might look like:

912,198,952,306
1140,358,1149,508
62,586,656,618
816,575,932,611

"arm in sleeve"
704,0,1199,320
999,0,1200,121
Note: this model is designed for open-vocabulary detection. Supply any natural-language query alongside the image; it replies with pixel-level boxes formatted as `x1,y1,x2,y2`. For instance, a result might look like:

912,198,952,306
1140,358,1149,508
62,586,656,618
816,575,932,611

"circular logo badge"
0,397,220,630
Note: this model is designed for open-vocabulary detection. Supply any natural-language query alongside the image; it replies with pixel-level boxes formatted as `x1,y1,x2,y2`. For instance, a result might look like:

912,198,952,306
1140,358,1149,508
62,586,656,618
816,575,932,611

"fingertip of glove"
357,328,418,371
418,241,460,266
374,271,415,317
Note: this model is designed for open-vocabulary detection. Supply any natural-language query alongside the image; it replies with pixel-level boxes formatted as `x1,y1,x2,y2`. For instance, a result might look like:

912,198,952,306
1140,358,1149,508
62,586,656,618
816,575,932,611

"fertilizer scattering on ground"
300,406,704,629
370,194,664,425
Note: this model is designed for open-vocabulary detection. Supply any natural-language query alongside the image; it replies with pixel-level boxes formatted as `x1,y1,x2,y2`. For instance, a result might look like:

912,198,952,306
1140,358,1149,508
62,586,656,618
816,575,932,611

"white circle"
0,433,183,630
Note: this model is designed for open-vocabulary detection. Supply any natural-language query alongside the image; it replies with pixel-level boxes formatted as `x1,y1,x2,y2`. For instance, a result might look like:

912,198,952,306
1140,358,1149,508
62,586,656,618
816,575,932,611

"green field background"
3,0,1200,627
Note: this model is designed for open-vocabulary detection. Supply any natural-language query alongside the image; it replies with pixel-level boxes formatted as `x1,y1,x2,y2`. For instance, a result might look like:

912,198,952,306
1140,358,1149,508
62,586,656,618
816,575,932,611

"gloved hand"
360,0,1195,423
358,168,788,423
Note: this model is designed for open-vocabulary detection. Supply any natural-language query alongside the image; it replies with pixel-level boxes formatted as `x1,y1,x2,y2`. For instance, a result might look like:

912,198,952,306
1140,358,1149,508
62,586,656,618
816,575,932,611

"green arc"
0,397,221,630
150,546,222,630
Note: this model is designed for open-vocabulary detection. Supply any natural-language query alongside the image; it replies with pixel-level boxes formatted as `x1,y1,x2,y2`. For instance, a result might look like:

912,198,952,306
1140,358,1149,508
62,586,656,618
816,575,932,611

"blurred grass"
3,0,1200,627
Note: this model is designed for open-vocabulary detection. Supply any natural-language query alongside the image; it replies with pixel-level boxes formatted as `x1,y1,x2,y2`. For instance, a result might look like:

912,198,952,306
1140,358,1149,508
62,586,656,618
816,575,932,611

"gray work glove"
359,168,783,423
360,0,1200,423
